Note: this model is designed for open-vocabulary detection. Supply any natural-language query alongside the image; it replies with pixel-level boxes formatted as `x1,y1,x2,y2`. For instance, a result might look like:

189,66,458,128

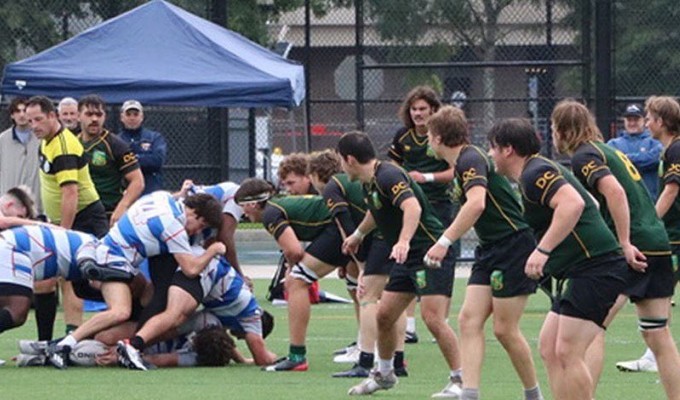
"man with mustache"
77,95,145,226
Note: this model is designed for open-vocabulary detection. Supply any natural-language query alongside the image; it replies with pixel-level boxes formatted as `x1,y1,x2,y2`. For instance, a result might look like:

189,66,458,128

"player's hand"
109,207,125,226
622,243,647,272
525,249,548,280
95,348,119,366
408,170,426,183
423,243,446,269
208,242,227,256
390,240,410,264
342,235,362,255
337,266,347,279
243,275,254,291
180,179,194,196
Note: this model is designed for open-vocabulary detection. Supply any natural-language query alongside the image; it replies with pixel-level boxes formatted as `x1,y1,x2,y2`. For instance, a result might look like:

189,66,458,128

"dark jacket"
118,126,167,194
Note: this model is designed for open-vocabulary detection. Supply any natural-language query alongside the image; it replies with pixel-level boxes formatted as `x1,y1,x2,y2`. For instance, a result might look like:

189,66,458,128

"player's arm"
60,182,78,229
410,166,454,184
657,183,679,218
110,168,144,225
342,211,376,256
243,332,277,366
142,353,181,368
217,213,243,276
173,242,225,278
275,227,304,266
323,177,357,236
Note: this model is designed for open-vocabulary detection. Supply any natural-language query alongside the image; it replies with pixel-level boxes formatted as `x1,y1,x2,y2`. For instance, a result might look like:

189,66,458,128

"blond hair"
550,99,603,154
645,96,680,135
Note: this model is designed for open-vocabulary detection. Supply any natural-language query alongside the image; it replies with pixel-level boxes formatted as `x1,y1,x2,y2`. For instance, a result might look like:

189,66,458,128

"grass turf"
0,277,672,400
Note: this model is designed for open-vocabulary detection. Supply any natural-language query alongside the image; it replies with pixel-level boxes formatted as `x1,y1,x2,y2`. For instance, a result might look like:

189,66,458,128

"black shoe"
332,364,370,378
46,344,71,370
405,331,419,344
394,365,409,377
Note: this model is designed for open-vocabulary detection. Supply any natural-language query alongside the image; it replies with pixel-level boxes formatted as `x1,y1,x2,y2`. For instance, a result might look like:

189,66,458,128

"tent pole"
304,0,311,153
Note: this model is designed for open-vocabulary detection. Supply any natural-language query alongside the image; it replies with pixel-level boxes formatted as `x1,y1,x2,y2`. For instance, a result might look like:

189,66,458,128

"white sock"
378,358,393,376
642,347,656,362
406,317,416,333
450,369,462,380
58,334,77,347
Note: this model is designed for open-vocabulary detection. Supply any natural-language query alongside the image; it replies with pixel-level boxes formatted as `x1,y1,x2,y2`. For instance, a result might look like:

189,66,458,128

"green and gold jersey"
388,127,452,203
571,141,670,253
660,137,680,243
262,195,332,241
454,145,529,245
363,161,443,250
520,155,620,278
80,130,139,212
39,127,100,223
324,173,367,226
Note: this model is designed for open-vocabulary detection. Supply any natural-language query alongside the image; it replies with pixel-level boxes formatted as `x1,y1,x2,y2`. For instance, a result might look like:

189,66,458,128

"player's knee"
288,262,317,287
492,320,516,343
458,310,482,333
108,307,131,324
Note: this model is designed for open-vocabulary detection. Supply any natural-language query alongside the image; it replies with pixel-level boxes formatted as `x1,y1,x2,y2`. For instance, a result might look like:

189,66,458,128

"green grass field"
0,278,672,400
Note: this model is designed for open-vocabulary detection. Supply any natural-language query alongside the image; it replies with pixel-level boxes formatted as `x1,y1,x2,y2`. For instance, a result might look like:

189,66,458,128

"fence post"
210,0,230,180
594,0,613,140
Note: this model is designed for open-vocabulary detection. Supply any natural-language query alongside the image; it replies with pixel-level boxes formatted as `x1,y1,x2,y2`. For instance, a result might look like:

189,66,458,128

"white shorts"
0,241,33,290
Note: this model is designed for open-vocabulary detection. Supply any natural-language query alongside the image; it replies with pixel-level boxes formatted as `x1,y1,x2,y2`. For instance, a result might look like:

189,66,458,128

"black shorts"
73,200,109,238
384,247,455,297
551,253,628,328
624,254,675,302
305,224,351,267
171,270,204,304
468,229,538,298
0,282,32,297
136,253,179,328
671,245,680,282
363,237,392,276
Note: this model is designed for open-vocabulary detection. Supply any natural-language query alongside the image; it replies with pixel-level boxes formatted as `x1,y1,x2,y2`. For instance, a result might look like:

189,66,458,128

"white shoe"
616,357,658,373
348,370,398,395
432,377,462,398
116,340,148,371
0,359,5,366
14,354,46,367
18,339,49,355
333,346,360,363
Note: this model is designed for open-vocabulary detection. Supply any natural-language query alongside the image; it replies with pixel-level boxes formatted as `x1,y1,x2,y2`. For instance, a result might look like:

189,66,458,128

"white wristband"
423,173,435,182
436,235,453,248
351,228,366,240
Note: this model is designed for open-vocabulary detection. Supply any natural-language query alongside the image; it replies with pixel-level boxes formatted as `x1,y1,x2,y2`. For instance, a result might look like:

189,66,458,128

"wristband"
436,235,453,248
423,173,435,182
536,246,551,256
351,228,366,240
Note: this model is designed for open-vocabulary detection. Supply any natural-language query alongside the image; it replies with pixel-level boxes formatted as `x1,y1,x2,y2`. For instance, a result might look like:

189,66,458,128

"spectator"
607,103,663,199
118,100,167,194
58,97,80,133
77,95,144,225
0,98,41,212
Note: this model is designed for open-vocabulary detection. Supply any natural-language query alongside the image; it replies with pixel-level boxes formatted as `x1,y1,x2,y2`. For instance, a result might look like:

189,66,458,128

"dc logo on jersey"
535,171,558,189
461,168,477,185
581,161,597,178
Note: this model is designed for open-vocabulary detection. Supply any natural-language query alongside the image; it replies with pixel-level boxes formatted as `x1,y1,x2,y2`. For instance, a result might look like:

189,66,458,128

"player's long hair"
645,96,680,135
3,186,37,219
398,86,441,130
307,150,341,184
551,99,603,154
193,326,236,367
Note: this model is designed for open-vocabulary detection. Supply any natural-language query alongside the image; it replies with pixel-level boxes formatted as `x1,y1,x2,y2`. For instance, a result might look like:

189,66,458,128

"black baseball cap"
623,103,644,118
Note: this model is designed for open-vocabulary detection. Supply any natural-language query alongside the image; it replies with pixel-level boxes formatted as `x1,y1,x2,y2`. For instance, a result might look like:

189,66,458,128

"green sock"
289,345,306,362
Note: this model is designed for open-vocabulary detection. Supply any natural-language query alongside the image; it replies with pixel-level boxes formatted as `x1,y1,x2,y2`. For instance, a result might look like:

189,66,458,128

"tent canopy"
1,0,305,108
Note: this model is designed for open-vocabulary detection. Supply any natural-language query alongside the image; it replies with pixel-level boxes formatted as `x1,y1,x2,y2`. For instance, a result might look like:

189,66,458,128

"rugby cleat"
348,369,398,395
14,354,47,367
333,341,357,356
18,339,49,355
116,340,148,371
431,377,463,398
46,343,71,370
262,357,308,372
616,357,658,373
405,331,419,344
333,346,360,363
332,364,370,378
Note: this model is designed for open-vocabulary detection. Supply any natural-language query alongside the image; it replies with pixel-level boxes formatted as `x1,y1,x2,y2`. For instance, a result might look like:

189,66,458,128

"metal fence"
1,1,680,190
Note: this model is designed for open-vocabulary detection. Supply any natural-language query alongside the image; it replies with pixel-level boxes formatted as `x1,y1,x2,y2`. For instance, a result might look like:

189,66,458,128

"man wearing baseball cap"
607,103,663,199
118,100,167,195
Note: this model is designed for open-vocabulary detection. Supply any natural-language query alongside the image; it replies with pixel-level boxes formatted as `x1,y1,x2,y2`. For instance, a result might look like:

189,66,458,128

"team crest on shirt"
140,142,152,151
42,159,51,173
91,150,107,167
370,190,382,209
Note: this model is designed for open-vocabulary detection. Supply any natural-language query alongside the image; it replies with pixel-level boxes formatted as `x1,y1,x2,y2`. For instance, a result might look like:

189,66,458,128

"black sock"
130,336,145,350
0,309,15,333
65,324,79,335
35,292,58,341
359,351,374,369
393,351,405,369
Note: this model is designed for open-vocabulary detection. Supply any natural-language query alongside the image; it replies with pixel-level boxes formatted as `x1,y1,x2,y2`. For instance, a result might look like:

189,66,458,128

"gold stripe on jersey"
331,176,348,197
487,192,519,232
539,175,564,205
418,221,438,243
570,230,591,258
268,201,289,220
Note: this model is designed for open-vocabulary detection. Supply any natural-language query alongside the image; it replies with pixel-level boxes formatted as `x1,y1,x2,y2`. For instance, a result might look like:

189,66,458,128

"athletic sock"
393,351,405,369
378,358,393,376
642,347,656,362
35,292,58,341
462,388,480,400
58,334,77,348
359,351,374,369
289,345,306,362
65,324,78,335
450,368,463,383
130,336,146,351
524,385,543,400
406,317,416,333
0,309,15,333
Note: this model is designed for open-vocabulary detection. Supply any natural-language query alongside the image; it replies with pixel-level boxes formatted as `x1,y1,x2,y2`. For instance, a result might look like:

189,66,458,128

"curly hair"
183,193,224,230
193,326,236,367
398,86,441,129
307,150,342,184
277,153,309,181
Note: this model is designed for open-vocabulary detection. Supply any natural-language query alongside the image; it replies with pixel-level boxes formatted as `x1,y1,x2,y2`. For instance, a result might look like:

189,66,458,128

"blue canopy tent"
0,0,305,108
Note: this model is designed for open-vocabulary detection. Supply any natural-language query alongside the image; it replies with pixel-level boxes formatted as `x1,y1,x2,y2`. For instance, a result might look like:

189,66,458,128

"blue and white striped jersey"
103,191,192,268
0,225,96,281
198,252,259,327
188,182,242,246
